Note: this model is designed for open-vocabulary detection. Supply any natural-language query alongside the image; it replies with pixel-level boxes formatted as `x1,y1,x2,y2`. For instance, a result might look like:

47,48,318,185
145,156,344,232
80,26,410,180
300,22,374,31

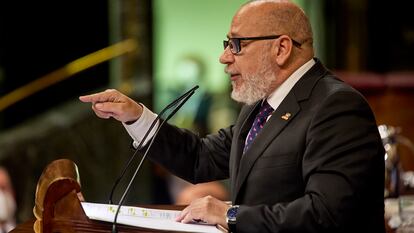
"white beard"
230,51,276,105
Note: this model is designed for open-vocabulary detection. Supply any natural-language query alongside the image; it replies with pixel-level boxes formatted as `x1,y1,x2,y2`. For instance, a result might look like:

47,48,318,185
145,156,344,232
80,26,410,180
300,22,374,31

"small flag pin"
281,112,291,120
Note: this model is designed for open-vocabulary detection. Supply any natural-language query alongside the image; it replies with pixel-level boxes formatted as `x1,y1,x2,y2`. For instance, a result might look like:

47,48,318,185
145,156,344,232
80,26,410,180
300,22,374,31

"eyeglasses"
223,35,302,54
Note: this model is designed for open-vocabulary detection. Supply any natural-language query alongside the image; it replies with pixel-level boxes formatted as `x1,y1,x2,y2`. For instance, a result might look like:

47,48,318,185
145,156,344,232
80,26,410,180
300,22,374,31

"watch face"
227,206,239,221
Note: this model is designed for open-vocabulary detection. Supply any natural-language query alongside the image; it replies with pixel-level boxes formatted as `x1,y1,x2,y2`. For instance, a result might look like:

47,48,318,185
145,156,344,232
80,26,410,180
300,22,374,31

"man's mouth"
230,74,240,81
225,67,240,81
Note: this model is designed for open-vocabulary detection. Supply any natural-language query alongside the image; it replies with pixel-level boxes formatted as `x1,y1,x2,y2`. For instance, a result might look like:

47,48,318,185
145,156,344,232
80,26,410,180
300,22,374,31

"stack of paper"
81,202,223,233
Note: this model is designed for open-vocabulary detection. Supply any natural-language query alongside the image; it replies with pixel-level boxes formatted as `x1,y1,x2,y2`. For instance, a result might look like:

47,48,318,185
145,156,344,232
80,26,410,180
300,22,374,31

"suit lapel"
233,94,300,201
230,102,260,197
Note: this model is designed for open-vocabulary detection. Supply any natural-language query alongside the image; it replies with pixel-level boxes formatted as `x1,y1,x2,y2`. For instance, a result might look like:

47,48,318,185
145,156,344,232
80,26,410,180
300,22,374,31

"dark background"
325,0,414,72
0,1,109,129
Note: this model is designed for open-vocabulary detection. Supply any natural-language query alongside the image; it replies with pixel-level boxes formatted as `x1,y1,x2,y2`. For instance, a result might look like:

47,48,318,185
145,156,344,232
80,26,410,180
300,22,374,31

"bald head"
234,0,313,49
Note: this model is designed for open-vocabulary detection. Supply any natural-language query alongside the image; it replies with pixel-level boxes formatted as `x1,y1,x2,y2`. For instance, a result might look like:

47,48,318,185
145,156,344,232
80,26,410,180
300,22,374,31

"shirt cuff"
122,104,158,148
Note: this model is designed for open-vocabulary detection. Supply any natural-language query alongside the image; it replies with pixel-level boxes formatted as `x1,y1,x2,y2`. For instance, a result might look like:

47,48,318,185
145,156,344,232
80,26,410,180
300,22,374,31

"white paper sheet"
81,202,223,233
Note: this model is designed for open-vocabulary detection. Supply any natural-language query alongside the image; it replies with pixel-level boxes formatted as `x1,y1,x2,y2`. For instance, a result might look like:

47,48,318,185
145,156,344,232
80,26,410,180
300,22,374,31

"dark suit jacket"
147,59,385,233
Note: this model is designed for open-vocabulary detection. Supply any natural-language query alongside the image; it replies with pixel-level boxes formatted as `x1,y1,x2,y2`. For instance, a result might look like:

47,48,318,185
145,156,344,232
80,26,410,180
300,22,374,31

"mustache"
224,67,237,75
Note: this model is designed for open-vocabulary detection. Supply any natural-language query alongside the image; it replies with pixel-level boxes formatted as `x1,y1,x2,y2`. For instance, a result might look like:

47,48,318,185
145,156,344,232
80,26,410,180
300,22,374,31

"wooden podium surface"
12,205,187,233
12,207,186,233
12,159,189,233
12,218,178,233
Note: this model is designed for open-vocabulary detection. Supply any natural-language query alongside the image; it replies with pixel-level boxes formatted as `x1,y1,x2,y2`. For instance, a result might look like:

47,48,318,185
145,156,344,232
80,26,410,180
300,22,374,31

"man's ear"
273,35,293,66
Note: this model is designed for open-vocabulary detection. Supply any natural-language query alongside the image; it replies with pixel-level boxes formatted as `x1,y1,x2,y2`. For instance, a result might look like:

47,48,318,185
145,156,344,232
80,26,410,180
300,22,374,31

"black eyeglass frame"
223,35,302,54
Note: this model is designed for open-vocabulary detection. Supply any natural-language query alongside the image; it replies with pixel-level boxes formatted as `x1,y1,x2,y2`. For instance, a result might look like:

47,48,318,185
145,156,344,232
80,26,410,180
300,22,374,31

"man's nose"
219,47,235,64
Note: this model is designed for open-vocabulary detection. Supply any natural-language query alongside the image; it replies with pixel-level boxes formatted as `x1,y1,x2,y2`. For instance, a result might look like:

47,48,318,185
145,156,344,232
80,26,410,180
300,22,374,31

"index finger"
176,205,190,222
79,92,111,103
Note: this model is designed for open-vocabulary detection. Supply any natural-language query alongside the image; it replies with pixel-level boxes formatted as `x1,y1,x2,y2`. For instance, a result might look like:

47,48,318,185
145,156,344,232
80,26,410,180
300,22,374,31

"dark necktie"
244,100,274,153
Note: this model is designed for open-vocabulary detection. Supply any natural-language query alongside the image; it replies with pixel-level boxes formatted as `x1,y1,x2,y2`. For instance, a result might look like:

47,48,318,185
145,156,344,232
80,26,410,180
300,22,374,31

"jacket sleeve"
145,122,234,183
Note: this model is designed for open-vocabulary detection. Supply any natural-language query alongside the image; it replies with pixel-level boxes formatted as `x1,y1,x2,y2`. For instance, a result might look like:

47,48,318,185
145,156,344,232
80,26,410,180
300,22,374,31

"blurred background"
0,0,413,228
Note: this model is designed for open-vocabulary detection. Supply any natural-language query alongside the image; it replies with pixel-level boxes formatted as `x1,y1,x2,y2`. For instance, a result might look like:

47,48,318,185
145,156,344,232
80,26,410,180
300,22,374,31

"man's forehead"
227,10,266,37
227,23,243,38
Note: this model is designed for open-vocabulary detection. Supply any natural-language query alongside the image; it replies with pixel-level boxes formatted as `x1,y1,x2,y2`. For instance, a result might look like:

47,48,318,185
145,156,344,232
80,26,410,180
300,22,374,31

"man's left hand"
176,195,229,229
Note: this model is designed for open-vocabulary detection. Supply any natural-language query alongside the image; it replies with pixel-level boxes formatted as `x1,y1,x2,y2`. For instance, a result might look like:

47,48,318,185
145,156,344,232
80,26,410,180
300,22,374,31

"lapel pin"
281,112,291,121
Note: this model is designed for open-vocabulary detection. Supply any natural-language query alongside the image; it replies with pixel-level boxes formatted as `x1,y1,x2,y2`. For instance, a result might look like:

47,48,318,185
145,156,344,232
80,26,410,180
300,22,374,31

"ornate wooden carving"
33,159,86,233
30,159,179,233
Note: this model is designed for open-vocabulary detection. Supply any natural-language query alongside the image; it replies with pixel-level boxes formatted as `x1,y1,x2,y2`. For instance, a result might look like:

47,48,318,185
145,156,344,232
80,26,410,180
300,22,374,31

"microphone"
108,85,199,204
110,85,199,233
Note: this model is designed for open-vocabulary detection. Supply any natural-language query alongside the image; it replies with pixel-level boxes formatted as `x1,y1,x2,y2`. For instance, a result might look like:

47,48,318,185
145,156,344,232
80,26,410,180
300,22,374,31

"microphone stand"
108,85,199,204
111,87,198,233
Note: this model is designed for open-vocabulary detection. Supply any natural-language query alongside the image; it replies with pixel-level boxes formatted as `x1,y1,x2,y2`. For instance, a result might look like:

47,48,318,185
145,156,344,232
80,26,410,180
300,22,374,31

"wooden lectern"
12,159,182,233
12,159,393,233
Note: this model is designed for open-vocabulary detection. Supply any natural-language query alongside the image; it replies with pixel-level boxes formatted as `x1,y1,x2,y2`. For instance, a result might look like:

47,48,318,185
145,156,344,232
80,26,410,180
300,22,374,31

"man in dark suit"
80,0,385,232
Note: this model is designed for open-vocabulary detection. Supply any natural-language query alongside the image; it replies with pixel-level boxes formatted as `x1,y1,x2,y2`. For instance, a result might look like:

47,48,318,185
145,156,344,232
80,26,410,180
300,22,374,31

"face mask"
0,190,16,221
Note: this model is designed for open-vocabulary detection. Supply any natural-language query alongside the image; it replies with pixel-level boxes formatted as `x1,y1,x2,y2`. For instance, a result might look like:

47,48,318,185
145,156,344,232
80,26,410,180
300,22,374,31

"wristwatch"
226,205,239,233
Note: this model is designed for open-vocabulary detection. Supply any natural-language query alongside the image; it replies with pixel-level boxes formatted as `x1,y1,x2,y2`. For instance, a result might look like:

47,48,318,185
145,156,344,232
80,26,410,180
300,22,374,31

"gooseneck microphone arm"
110,86,198,233
107,119,157,204
108,85,199,204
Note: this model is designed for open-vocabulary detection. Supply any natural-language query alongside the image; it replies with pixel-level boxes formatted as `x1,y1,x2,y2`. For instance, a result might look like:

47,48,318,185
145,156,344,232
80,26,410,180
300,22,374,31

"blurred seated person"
0,167,16,232
155,56,233,205
175,180,229,205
